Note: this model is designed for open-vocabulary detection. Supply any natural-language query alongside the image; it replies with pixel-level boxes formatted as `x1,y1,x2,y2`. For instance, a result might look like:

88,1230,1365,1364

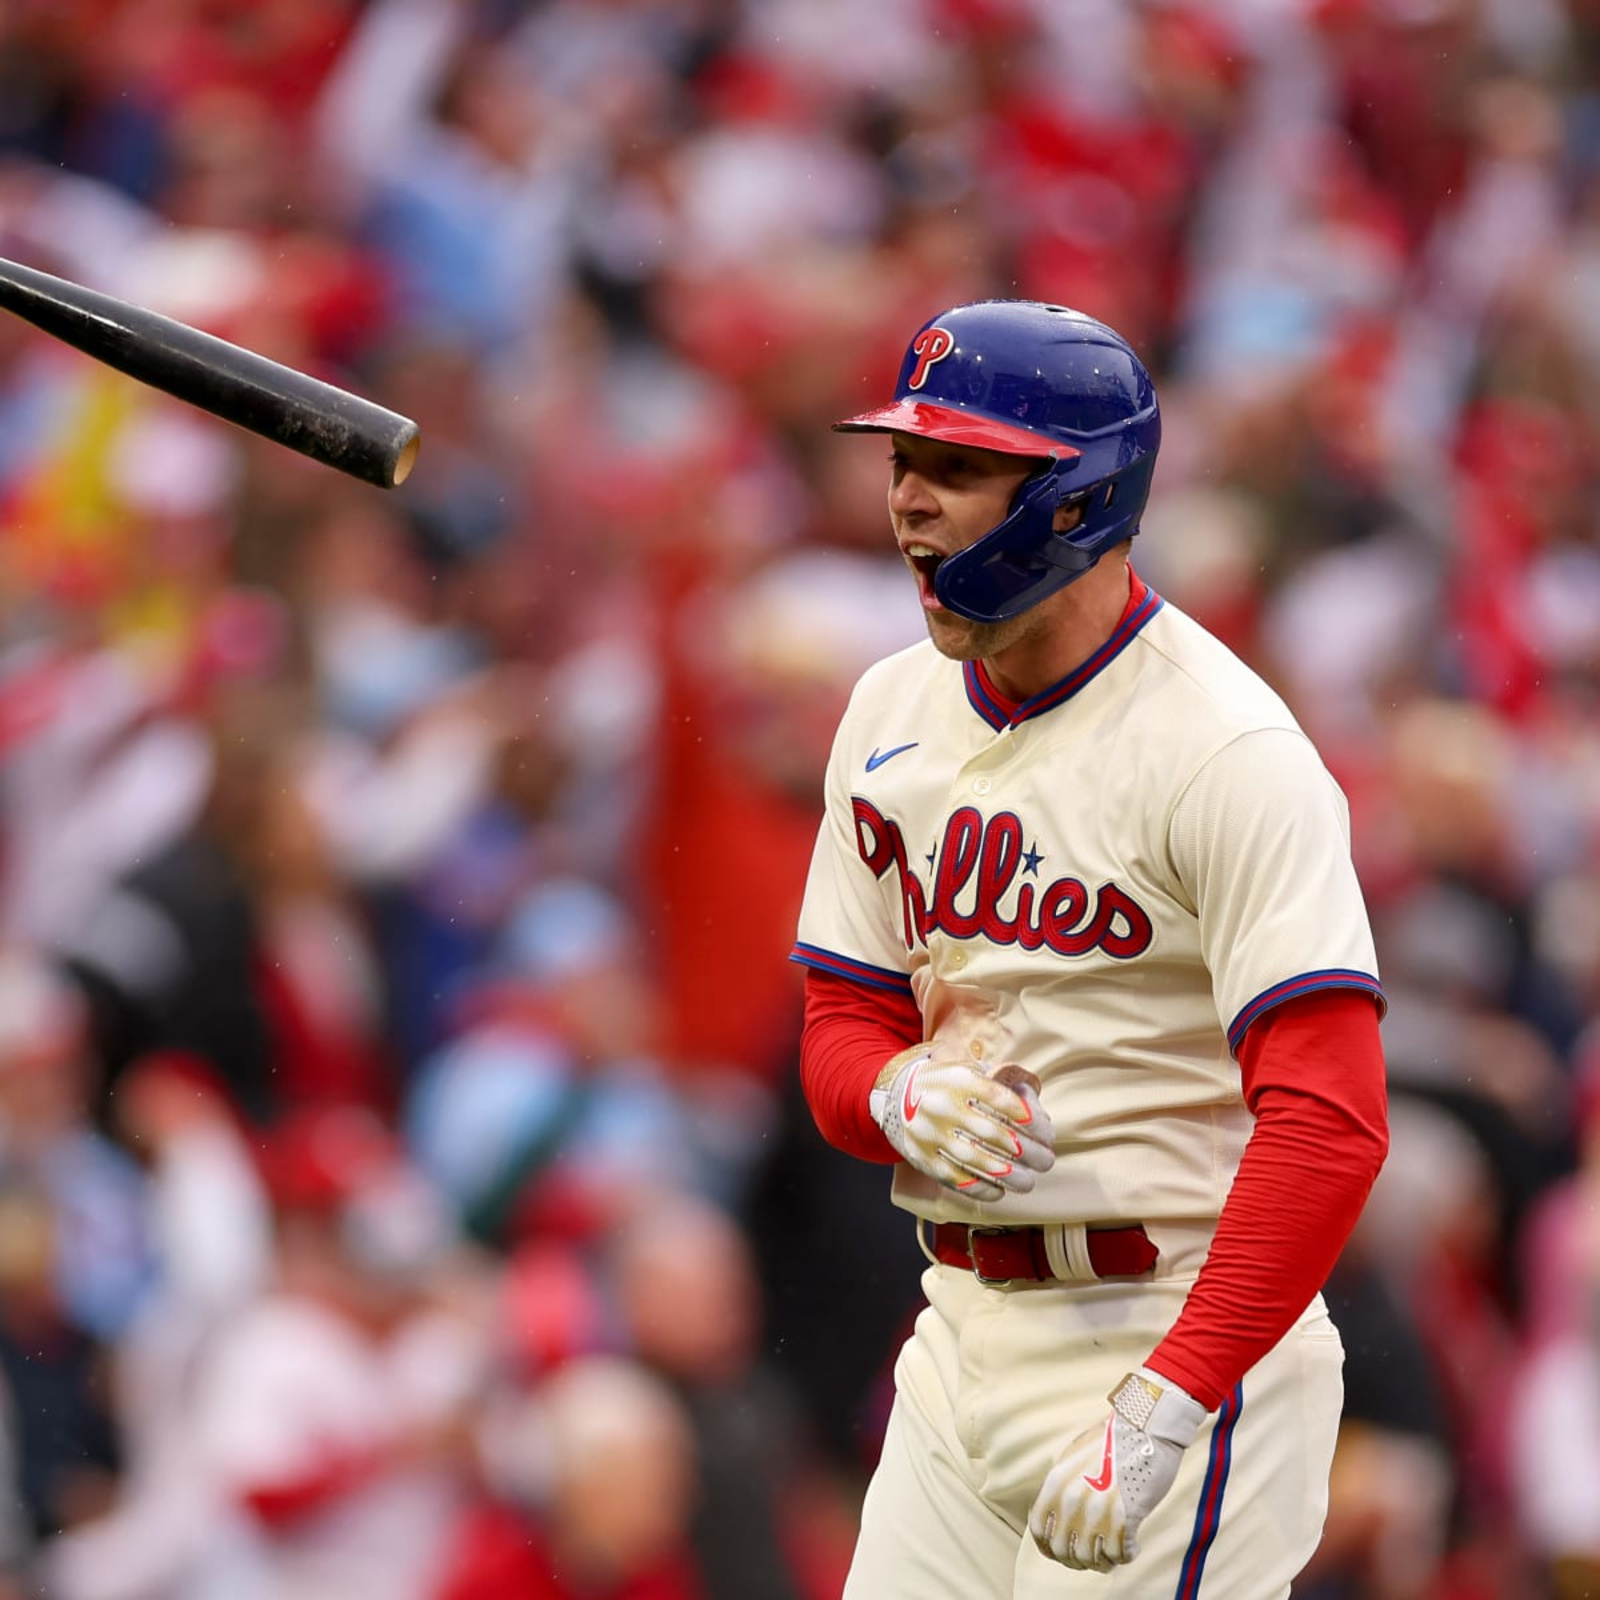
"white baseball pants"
842,1224,1344,1599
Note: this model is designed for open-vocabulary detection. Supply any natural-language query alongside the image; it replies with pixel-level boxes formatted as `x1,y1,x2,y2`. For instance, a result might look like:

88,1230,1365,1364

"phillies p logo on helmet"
907,326,955,390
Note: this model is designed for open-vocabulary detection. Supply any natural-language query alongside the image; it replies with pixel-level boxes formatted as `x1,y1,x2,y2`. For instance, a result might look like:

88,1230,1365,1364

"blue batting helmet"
835,300,1161,623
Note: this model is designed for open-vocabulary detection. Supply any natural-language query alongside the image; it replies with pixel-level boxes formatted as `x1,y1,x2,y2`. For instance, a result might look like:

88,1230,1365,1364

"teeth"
906,544,940,559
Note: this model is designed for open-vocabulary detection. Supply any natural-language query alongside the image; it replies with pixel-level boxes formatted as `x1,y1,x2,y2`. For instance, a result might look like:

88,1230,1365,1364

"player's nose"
888,464,938,518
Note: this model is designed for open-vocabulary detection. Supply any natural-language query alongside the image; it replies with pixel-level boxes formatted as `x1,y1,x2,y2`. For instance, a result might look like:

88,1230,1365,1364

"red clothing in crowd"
433,1501,705,1600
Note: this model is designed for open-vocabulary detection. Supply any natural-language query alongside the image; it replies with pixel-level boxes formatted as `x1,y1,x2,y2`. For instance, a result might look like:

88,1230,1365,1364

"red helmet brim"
832,399,1078,460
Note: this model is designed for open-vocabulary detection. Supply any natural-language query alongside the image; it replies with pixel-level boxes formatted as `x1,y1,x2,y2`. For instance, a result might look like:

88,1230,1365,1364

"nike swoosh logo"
1083,1418,1116,1493
902,1063,923,1122
866,742,919,771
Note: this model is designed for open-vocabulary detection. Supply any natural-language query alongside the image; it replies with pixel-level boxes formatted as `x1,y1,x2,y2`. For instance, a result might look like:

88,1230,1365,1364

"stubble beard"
924,606,1031,663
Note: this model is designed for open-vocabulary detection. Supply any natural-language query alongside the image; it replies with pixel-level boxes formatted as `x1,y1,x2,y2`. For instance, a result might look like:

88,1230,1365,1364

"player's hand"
869,1046,1055,1201
1028,1369,1206,1572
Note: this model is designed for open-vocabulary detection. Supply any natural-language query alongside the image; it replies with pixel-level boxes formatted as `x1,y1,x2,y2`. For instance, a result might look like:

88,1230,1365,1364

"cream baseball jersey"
792,579,1383,1228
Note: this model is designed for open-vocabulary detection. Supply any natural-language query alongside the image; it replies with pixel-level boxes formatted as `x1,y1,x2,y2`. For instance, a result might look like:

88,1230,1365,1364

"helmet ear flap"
1063,479,1118,526
933,449,1157,624
934,459,1088,623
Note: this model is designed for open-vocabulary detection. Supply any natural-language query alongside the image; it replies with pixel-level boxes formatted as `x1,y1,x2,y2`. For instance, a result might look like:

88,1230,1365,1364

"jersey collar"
962,571,1164,730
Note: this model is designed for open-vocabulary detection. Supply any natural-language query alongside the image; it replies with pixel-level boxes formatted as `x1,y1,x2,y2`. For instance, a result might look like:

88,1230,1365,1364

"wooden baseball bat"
0,254,420,489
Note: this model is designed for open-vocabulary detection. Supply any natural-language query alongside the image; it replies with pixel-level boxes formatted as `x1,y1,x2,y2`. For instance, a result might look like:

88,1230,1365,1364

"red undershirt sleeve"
799,967,923,1163
1144,987,1389,1411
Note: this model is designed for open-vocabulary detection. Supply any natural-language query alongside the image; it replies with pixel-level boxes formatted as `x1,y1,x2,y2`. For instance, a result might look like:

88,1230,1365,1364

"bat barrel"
0,255,420,489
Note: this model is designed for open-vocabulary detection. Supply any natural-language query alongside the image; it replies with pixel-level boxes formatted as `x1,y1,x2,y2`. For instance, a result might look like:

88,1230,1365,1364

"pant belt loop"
1045,1223,1097,1282
1043,1223,1072,1280
914,1217,939,1268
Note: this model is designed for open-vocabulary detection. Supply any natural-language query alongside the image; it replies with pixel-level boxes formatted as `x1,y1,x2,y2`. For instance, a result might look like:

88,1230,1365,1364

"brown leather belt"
927,1221,1159,1284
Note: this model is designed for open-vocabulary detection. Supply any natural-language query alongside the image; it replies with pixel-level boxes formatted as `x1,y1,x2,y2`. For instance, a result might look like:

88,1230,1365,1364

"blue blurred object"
495,876,634,985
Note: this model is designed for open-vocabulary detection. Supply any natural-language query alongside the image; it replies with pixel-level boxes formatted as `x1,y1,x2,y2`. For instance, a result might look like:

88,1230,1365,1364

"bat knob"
991,1064,1043,1096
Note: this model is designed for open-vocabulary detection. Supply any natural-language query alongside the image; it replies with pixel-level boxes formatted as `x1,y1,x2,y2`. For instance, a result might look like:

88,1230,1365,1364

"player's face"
887,433,1048,661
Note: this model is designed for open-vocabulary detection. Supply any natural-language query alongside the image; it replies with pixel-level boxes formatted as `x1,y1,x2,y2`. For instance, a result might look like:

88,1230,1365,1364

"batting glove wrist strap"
1109,1369,1206,1447
1028,1369,1206,1573
870,1044,1055,1202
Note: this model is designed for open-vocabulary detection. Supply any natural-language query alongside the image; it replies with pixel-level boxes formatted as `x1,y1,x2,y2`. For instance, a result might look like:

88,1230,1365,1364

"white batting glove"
1029,1368,1207,1572
869,1046,1055,1202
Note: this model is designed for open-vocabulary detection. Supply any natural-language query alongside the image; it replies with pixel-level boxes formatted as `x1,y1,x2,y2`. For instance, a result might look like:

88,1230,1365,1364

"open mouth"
905,544,946,608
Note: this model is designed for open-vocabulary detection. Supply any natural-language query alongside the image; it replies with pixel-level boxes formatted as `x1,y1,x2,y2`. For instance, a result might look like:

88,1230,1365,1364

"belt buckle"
964,1226,1014,1286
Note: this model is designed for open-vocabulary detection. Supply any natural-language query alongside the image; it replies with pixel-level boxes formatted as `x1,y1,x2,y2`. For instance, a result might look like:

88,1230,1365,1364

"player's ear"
1053,496,1087,534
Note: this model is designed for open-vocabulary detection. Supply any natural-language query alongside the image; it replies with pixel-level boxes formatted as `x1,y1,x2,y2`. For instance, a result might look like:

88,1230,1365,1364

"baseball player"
790,300,1389,1597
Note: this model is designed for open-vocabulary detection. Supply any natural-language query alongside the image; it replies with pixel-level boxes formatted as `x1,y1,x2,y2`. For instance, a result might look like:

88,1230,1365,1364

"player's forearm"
1145,990,1388,1410
1146,1085,1386,1407
799,968,922,1162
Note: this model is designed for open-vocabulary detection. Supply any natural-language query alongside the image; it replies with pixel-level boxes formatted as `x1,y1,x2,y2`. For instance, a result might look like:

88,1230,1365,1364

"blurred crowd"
0,0,1596,1595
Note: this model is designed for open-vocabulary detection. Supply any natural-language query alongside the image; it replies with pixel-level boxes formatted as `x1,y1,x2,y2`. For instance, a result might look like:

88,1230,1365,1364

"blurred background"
0,0,1596,1595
